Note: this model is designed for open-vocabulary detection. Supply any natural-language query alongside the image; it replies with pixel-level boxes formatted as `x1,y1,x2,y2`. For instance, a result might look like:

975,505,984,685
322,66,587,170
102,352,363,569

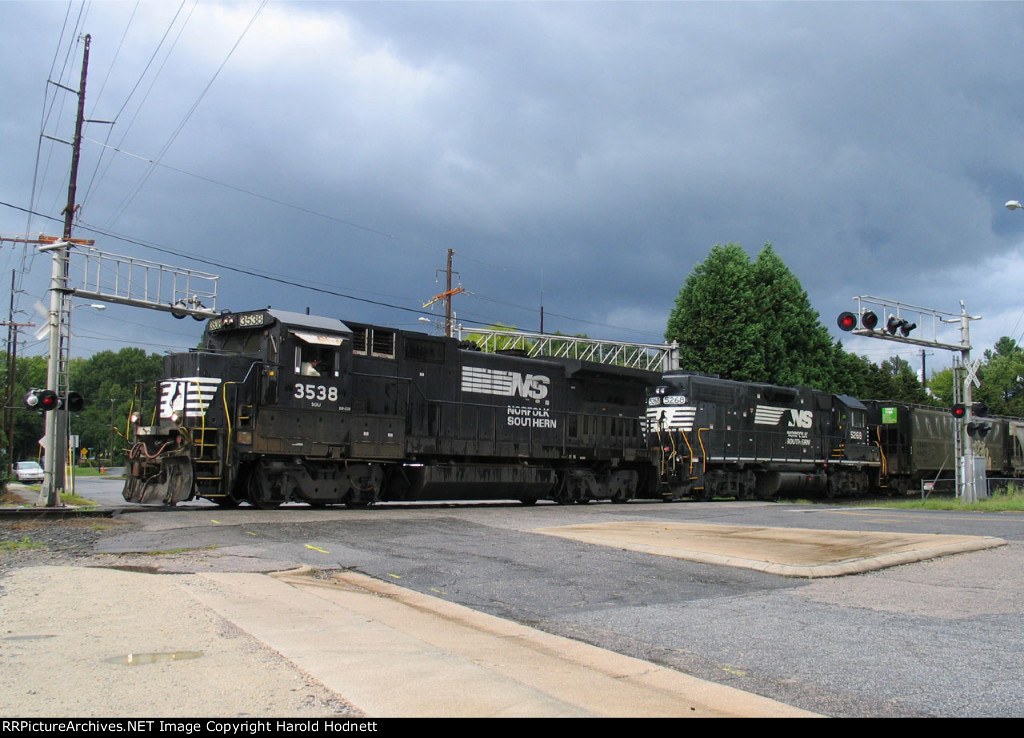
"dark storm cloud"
3,1,1024,363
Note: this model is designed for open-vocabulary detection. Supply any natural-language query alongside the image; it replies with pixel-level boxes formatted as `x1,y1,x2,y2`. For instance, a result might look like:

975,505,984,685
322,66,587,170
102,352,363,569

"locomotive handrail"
222,381,236,477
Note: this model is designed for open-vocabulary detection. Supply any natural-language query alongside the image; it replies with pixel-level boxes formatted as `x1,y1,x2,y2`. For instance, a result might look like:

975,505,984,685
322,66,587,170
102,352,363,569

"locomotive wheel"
552,475,573,505
247,470,281,510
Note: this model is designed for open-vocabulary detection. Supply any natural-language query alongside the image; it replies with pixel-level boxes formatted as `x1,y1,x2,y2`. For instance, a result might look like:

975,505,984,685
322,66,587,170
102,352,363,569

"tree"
2,349,164,466
977,338,1024,416
927,337,1024,416
665,243,765,382
666,243,839,388
68,348,163,464
8,356,48,463
860,356,930,403
750,245,836,388
463,324,534,353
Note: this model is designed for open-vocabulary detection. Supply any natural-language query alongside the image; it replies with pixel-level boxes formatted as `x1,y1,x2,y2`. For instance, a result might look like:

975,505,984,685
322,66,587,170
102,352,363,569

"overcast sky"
2,0,1024,375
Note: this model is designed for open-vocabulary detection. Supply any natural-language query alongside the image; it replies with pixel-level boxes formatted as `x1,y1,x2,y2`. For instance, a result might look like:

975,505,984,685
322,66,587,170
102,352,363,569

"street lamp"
1005,200,1023,211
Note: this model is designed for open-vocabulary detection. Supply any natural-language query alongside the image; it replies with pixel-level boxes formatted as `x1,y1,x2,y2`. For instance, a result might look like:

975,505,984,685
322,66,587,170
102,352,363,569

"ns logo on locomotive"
124,309,1024,507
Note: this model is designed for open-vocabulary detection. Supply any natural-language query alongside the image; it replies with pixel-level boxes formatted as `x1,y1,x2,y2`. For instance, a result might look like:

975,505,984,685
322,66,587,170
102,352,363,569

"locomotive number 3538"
294,384,338,402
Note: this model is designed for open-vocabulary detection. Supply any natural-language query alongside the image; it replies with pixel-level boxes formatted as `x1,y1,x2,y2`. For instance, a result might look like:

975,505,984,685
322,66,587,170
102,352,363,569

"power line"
105,0,266,228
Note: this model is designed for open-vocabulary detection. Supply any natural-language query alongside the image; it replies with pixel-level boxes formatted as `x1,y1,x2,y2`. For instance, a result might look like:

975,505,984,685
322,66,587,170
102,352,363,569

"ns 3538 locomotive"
123,309,659,507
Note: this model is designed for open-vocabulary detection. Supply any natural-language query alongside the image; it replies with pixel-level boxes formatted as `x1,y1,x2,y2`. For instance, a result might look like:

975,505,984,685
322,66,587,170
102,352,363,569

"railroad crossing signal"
24,389,59,411
65,392,84,412
885,315,917,337
967,422,992,439
22,389,84,412
837,310,879,332
839,296,983,503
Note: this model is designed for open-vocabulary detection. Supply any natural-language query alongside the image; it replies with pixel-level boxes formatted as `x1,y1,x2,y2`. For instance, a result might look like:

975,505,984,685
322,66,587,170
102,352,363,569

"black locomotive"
645,371,880,500
123,308,658,507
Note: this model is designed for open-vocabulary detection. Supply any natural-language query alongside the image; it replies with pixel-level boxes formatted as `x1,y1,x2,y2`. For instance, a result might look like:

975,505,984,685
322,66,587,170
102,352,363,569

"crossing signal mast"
838,296,983,502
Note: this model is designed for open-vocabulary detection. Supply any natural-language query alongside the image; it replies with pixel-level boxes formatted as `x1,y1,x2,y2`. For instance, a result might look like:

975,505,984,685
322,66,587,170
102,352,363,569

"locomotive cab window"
292,331,344,377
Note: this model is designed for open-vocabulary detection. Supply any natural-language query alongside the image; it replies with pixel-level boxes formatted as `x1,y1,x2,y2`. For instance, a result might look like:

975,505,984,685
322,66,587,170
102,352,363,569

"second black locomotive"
645,371,880,500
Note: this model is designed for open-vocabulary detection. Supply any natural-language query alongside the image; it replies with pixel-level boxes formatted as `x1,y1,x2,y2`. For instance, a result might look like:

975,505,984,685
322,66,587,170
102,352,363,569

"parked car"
13,461,44,483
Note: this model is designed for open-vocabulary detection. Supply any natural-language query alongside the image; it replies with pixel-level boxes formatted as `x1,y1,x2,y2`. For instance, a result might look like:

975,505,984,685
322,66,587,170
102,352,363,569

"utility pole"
919,348,933,391
40,33,91,506
3,272,35,468
445,248,453,338
423,249,464,338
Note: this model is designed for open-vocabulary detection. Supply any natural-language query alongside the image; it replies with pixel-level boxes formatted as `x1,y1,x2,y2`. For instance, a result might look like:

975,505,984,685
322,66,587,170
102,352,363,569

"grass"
72,467,122,477
857,485,1024,512
1,486,97,507
0,536,45,552
59,492,98,507
127,545,219,556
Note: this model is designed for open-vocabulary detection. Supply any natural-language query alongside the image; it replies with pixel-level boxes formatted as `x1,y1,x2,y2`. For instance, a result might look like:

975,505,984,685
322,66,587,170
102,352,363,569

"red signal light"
837,312,857,331
951,404,966,419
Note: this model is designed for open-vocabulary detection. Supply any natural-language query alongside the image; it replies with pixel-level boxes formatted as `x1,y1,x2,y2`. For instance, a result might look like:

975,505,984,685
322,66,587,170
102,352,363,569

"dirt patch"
1,487,32,506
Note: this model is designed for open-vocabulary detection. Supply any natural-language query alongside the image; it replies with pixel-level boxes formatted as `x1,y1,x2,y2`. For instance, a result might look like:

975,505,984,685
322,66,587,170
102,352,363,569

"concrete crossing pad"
532,521,1006,577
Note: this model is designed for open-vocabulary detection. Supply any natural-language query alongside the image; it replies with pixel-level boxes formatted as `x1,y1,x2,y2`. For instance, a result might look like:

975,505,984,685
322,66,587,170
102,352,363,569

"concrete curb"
183,568,819,717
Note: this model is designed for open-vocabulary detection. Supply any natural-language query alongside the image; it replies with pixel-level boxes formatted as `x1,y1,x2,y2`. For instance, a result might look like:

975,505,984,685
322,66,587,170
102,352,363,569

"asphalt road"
70,480,1024,717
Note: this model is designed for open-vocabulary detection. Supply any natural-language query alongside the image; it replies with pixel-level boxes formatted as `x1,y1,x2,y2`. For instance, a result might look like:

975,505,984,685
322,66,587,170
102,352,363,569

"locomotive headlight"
129,412,140,424
170,411,182,424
